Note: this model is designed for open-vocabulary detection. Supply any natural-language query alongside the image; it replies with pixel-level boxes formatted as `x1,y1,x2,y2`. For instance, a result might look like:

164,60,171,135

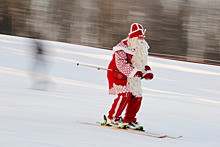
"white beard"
127,37,150,97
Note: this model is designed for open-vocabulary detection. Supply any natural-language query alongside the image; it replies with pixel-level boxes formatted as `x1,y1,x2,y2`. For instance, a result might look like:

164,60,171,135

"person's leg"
123,95,142,123
108,93,131,120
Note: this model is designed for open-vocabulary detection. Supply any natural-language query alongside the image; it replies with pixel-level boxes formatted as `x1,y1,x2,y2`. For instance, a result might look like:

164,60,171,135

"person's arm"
115,50,138,77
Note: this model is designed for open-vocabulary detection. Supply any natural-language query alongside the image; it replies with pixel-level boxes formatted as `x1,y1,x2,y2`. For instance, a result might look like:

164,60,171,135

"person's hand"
143,73,154,80
143,65,153,80
145,65,151,71
134,71,143,78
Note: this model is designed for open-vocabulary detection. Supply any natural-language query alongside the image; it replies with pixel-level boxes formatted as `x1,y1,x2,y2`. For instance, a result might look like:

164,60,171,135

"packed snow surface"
0,34,220,147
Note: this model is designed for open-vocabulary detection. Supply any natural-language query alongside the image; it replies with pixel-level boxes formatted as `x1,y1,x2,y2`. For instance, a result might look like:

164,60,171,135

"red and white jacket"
107,38,152,95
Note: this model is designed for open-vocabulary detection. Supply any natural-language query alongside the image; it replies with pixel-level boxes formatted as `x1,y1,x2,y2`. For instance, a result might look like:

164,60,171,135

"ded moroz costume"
106,23,154,130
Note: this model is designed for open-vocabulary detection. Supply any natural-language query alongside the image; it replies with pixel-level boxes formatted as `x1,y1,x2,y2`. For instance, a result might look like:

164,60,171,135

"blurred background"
0,0,220,64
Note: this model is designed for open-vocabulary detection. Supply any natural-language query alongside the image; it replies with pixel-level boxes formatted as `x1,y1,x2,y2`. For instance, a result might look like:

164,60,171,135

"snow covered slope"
0,34,220,147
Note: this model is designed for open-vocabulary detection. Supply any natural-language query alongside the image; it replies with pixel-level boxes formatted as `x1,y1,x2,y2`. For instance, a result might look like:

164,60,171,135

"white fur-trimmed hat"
128,23,146,38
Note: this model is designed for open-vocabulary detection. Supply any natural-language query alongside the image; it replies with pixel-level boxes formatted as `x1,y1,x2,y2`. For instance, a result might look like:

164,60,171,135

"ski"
97,121,182,139
79,121,171,138
104,115,182,139
126,125,183,139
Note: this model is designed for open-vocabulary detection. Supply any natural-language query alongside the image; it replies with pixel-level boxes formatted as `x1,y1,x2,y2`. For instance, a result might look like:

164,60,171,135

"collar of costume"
113,38,133,55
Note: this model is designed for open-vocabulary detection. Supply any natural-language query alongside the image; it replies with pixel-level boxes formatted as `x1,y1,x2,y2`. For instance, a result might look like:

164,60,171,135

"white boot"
106,118,127,129
127,121,144,131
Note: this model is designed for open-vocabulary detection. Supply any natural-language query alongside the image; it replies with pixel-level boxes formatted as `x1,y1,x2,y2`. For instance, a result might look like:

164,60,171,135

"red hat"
128,23,146,39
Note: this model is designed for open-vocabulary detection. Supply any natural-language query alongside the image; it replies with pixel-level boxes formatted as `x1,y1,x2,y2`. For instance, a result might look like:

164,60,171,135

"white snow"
0,34,220,147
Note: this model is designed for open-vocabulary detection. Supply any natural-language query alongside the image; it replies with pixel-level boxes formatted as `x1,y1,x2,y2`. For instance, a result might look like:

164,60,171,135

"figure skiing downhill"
105,23,154,130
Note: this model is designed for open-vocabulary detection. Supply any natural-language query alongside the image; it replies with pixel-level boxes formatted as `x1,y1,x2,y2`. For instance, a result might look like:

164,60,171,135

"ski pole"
76,62,120,72
76,62,144,80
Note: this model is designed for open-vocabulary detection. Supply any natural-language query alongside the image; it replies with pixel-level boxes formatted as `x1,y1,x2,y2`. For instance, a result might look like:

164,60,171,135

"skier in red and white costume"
106,23,153,129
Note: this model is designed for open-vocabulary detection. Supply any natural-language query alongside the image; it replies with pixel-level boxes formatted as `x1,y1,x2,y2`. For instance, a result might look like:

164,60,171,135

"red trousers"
108,92,142,123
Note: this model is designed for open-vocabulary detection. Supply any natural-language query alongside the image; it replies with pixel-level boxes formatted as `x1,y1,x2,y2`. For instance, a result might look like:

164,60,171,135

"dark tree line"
0,0,219,64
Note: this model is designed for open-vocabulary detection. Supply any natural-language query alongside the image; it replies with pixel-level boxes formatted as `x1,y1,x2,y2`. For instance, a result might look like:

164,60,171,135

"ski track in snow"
0,34,220,147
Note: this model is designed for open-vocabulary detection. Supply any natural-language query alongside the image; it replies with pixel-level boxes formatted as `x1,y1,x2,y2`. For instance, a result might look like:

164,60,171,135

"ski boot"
127,121,144,131
101,115,127,129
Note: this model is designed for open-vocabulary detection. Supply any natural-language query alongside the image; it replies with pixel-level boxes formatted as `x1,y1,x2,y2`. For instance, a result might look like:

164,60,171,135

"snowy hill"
0,34,220,147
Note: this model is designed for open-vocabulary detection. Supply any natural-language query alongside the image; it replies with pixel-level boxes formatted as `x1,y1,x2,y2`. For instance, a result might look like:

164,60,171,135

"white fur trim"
128,29,146,36
109,84,130,95
142,69,152,77
146,69,152,74
145,69,152,74
113,46,133,55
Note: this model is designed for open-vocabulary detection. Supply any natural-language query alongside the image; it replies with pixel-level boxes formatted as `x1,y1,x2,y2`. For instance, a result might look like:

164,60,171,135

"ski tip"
158,135,167,138
167,135,183,139
176,135,183,139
